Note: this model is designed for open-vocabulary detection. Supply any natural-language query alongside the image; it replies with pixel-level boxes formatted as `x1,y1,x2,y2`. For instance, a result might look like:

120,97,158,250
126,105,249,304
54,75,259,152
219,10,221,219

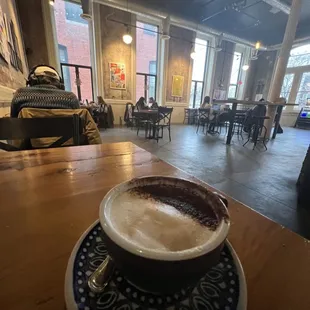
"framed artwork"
109,62,126,90
172,75,184,97
213,89,227,100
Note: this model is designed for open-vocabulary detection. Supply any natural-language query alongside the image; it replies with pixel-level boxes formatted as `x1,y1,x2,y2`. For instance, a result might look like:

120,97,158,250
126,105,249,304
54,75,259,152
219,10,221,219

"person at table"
149,97,158,109
136,97,147,111
200,96,211,109
10,64,80,117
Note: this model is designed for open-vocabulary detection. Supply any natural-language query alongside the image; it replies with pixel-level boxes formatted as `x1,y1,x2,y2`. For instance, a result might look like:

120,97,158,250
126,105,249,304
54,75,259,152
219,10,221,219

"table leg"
226,103,238,145
272,105,283,139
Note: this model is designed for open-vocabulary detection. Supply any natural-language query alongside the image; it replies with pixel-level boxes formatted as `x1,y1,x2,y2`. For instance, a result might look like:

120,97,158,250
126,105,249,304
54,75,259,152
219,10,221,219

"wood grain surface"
0,142,309,310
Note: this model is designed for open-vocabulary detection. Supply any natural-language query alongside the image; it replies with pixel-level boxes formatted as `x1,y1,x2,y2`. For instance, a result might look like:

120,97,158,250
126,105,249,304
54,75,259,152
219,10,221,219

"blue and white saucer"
65,220,247,310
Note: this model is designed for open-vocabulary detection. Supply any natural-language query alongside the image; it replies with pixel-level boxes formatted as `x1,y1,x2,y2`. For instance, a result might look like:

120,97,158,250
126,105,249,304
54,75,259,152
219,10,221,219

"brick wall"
54,0,92,102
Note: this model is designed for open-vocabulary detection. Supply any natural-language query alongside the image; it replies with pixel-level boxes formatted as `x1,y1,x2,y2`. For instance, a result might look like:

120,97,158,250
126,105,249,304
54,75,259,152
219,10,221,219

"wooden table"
1,143,310,310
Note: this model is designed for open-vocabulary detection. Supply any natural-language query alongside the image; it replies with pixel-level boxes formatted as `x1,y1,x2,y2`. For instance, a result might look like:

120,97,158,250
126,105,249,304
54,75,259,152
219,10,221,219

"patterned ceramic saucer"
65,220,247,310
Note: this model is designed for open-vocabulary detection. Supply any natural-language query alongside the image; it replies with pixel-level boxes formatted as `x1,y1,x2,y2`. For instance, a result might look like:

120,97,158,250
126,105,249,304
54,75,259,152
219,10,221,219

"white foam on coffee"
106,191,218,253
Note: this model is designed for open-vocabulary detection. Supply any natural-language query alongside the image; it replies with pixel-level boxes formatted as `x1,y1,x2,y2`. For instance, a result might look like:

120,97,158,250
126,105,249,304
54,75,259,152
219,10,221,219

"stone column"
266,0,302,138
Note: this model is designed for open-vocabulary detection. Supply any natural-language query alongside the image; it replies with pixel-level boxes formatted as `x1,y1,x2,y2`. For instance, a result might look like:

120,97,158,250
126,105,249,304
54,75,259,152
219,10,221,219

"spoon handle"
88,256,115,293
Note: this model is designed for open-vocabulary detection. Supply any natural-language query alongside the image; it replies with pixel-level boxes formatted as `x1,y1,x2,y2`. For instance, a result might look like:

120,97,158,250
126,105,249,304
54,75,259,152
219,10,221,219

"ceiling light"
123,26,132,44
123,34,133,44
242,64,250,71
49,0,55,6
255,41,261,50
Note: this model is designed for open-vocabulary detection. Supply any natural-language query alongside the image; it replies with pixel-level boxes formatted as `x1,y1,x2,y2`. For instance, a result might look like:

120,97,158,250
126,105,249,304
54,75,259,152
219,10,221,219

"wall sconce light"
190,45,197,60
255,41,261,49
49,0,55,6
242,64,250,71
123,26,133,44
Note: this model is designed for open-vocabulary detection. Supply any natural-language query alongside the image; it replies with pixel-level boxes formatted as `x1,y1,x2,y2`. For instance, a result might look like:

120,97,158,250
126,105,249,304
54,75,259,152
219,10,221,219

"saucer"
65,220,247,309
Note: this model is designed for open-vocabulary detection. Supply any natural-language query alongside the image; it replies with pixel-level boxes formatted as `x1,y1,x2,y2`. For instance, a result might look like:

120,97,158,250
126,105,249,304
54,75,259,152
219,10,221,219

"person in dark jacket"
136,97,146,111
10,64,80,117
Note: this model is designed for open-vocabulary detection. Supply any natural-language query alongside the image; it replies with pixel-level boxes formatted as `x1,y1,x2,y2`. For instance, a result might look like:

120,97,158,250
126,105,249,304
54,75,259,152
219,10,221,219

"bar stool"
243,116,270,150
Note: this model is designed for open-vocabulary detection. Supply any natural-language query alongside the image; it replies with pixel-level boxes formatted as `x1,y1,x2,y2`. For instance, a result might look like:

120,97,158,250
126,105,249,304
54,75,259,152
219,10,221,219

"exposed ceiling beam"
262,0,291,15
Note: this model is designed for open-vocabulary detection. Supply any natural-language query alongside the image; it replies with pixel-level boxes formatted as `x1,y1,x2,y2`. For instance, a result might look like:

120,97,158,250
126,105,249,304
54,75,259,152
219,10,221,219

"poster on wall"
172,75,184,98
109,62,126,90
213,89,227,100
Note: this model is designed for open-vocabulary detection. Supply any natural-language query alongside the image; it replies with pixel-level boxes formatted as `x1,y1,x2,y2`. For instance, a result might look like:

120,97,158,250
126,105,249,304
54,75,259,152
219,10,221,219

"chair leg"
196,122,200,133
168,126,171,142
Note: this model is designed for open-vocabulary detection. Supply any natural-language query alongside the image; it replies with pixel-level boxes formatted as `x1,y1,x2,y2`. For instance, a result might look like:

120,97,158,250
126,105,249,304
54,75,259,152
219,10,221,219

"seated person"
136,97,147,111
11,64,80,117
200,96,211,109
149,97,158,109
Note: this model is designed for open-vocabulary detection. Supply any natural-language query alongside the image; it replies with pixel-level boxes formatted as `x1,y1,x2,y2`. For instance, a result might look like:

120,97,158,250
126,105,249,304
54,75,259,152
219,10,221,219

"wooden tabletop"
0,143,309,310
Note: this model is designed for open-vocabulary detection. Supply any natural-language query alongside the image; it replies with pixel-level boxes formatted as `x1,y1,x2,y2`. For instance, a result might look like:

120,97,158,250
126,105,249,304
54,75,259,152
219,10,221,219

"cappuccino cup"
99,176,230,293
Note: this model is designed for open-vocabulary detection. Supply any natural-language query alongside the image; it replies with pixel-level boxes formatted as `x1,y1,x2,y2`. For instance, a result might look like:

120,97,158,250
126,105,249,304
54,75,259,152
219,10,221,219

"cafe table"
133,109,158,139
214,99,294,144
0,143,310,310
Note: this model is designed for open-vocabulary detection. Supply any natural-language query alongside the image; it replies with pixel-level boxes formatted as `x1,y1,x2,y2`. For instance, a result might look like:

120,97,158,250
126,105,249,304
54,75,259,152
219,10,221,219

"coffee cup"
99,176,230,293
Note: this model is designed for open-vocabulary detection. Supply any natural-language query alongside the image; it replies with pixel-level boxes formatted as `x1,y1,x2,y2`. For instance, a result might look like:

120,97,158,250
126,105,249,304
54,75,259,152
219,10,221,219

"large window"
280,44,310,108
65,2,88,24
288,45,310,68
189,38,207,108
228,52,242,98
54,0,93,101
136,21,158,102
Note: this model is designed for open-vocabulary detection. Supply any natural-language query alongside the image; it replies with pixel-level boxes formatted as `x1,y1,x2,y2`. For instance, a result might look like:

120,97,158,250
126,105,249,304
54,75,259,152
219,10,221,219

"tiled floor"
100,125,310,239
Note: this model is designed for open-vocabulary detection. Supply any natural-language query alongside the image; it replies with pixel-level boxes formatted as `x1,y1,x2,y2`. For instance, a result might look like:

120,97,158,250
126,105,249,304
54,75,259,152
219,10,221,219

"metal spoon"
88,255,115,293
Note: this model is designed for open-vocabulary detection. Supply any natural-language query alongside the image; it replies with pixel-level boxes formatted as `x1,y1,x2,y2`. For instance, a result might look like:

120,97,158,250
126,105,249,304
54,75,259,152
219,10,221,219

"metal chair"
196,108,211,134
152,107,173,142
0,115,82,151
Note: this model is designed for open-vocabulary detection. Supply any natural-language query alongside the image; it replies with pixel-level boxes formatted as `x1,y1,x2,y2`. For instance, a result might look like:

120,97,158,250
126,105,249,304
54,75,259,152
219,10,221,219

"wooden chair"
0,115,82,151
152,107,173,142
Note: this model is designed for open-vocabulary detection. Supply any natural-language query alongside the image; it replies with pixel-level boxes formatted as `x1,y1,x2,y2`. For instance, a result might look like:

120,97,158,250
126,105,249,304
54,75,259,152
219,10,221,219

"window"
280,74,294,101
143,24,157,36
54,0,93,100
280,44,310,108
58,44,71,91
288,45,310,68
65,1,88,24
189,38,207,108
228,52,242,99
296,72,310,108
136,21,158,101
